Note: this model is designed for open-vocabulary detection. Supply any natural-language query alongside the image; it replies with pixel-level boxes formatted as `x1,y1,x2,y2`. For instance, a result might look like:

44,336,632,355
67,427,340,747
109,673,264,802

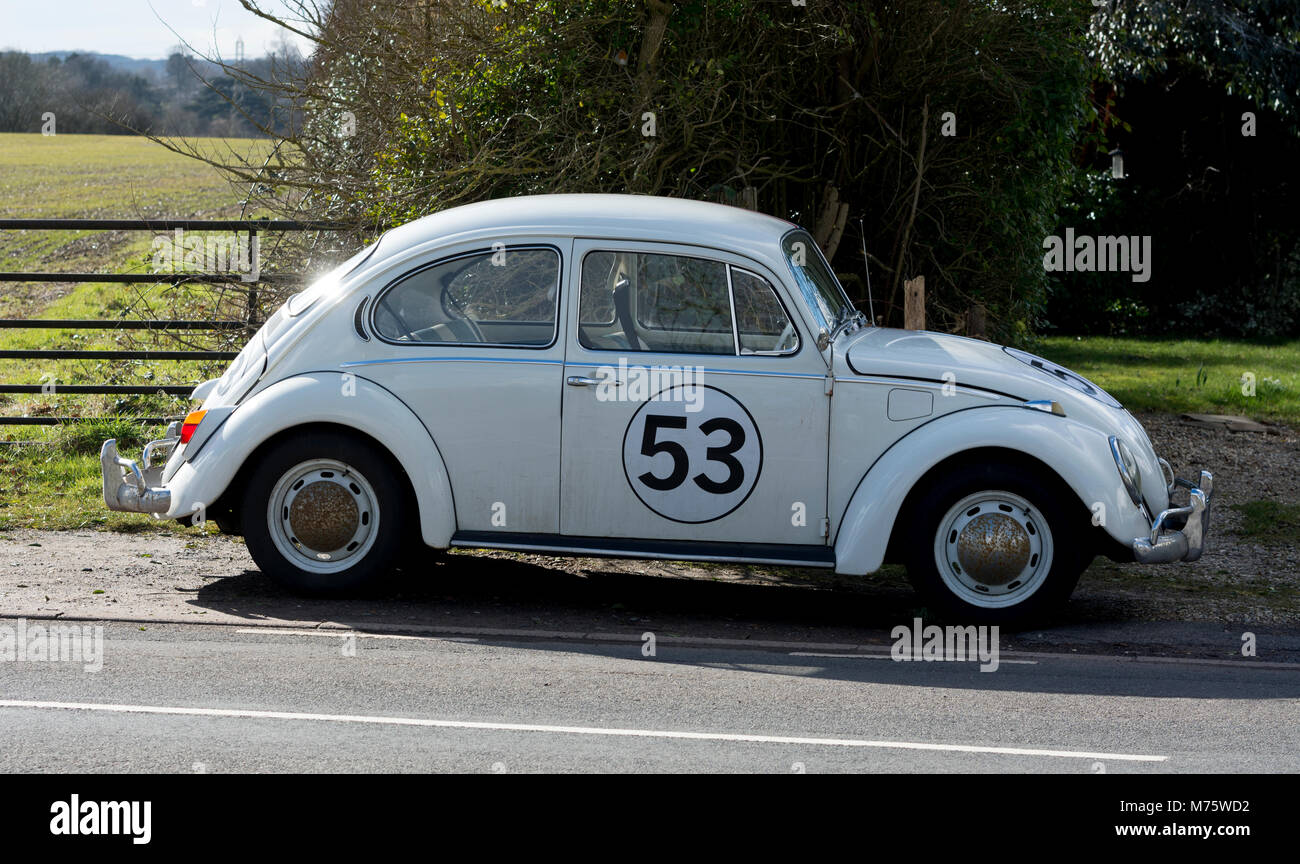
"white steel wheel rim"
932,490,1054,609
267,459,380,575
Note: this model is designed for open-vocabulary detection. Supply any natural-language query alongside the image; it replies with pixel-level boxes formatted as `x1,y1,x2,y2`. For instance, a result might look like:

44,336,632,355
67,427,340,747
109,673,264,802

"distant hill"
29,51,170,80
1,49,290,136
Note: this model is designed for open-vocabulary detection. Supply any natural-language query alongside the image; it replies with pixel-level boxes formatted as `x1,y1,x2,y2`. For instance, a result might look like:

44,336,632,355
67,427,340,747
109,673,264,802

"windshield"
781,229,854,334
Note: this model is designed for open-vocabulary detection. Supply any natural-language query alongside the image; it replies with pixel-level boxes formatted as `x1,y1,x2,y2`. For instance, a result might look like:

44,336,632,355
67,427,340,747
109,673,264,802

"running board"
450,532,836,568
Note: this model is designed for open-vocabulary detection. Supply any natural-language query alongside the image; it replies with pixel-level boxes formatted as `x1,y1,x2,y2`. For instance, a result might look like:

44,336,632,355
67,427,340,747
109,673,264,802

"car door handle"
567,375,618,387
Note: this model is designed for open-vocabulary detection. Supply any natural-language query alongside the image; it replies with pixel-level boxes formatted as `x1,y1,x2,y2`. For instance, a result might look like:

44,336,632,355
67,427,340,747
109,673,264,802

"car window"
781,230,852,333
578,250,734,355
579,251,617,325
731,268,798,354
373,246,559,346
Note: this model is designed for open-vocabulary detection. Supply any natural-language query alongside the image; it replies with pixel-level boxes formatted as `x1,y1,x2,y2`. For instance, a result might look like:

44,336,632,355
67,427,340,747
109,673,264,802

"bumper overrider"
100,421,181,515
1131,462,1215,565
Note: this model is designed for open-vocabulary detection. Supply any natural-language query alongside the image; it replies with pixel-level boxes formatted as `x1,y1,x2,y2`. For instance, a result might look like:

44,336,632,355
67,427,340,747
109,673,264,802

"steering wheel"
440,283,486,343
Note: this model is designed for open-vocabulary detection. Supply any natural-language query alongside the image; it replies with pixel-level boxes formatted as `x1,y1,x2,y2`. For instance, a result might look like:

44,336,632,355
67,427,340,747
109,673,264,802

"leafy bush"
216,0,1094,341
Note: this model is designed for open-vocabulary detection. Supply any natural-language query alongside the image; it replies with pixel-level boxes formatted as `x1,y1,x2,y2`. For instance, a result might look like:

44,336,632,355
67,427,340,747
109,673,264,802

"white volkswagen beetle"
101,195,1213,624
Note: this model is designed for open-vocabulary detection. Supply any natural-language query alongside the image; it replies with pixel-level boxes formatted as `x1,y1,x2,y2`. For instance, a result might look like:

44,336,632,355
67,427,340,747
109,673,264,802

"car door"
560,239,830,546
358,237,569,534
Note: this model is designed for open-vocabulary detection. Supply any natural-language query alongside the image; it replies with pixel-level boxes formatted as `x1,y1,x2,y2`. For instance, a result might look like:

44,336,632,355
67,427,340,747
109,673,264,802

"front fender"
161,372,456,547
833,406,1144,575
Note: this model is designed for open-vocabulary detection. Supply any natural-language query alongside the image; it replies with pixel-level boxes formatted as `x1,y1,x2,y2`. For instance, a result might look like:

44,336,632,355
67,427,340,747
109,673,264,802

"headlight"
1004,347,1122,408
1109,436,1143,506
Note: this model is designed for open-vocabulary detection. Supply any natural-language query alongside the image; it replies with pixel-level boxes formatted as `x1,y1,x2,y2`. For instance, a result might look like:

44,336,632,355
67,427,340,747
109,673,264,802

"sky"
0,0,315,60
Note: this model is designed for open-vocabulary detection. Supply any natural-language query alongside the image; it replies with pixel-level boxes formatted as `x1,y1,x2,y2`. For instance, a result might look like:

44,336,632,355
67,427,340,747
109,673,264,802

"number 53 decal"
622,385,763,523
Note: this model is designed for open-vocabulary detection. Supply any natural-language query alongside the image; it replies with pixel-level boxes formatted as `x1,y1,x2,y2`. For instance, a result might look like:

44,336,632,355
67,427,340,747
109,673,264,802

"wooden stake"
904,275,925,330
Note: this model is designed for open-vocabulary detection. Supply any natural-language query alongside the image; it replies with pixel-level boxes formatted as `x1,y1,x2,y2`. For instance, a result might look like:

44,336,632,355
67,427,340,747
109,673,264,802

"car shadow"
191,550,922,633
454,634,1300,700
185,551,1300,697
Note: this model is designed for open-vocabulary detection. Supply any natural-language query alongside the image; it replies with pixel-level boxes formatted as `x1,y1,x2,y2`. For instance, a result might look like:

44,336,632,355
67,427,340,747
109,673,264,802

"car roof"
376,194,799,261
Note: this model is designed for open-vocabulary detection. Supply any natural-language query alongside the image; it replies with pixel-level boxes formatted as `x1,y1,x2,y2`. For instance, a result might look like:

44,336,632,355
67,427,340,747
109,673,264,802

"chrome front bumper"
100,422,181,515
1131,465,1214,564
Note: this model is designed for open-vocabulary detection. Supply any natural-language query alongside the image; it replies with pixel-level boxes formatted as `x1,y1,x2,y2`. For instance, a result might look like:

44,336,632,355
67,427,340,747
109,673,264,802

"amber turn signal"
180,410,207,444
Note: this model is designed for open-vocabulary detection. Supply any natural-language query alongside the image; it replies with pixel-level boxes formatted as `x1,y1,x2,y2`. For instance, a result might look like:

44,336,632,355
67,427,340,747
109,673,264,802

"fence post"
0,218,343,426
904,275,925,330
246,228,260,327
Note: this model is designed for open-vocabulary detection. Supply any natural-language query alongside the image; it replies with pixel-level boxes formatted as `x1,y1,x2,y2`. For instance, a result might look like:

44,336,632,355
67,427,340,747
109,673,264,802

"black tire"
901,460,1093,628
212,514,242,536
241,429,411,594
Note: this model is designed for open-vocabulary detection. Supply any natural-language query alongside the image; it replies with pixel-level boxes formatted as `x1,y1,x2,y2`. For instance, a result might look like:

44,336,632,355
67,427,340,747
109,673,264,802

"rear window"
373,246,560,346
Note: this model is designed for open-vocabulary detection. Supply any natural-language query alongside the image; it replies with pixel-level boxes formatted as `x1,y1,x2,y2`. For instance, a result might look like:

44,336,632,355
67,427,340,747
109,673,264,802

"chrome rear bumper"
1132,468,1214,564
101,422,180,515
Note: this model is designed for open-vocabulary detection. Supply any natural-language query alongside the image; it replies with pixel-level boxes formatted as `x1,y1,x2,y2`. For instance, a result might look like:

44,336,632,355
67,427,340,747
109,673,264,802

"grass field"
0,133,275,434
0,133,1295,531
0,133,269,529
1039,336,1300,426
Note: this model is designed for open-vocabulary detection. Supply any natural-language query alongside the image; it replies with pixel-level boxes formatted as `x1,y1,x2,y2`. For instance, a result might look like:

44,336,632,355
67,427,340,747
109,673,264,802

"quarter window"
579,251,617,325
373,247,559,346
781,230,852,333
731,268,798,354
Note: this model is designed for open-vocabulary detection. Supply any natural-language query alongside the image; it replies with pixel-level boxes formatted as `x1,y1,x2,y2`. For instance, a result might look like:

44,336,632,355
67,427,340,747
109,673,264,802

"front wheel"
242,430,410,594
902,462,1093,627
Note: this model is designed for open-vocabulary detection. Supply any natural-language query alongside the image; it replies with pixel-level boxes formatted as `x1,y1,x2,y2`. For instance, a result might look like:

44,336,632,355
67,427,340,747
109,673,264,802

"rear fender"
163,372,456,547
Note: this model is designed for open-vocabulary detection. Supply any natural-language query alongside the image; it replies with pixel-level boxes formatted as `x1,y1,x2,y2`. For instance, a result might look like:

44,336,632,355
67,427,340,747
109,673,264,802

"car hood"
843,328,1041,400
840,327,1164,502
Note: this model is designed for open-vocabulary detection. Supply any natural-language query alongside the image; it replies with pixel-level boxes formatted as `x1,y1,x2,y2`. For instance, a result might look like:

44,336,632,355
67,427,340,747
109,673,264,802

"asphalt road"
1,622,1297,772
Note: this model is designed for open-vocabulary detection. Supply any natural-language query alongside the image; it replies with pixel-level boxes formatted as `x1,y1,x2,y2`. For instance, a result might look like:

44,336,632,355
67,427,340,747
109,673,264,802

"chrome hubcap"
933,490,1054,609
956,512,1031,585
267,459,379,574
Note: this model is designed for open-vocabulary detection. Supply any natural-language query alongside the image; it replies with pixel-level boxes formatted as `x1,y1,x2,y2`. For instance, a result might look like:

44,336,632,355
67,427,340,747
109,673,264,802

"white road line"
790,652,1037,665
0,700,1165,762
233,628,477,643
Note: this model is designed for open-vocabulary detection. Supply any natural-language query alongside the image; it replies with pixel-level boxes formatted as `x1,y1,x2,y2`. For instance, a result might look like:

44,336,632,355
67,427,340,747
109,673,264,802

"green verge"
0,133,266,532
1040,336,1300,426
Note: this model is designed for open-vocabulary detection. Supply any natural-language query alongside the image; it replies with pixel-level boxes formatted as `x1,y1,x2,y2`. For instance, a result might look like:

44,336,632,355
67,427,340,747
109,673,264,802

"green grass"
0,133,266,531
0,133,272,220
1230,500,1300,545
1040,336,1300,425
0,418,213,532
1,133,270,438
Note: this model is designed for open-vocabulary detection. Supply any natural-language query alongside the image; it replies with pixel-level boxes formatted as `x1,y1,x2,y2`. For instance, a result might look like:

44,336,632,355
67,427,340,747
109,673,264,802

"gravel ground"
0,413,1296,651
1076,412,1300,624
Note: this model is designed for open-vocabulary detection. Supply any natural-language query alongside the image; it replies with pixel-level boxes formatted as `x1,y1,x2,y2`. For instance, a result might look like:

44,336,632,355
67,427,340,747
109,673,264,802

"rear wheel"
242,430,410,594
902,462,1092,627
